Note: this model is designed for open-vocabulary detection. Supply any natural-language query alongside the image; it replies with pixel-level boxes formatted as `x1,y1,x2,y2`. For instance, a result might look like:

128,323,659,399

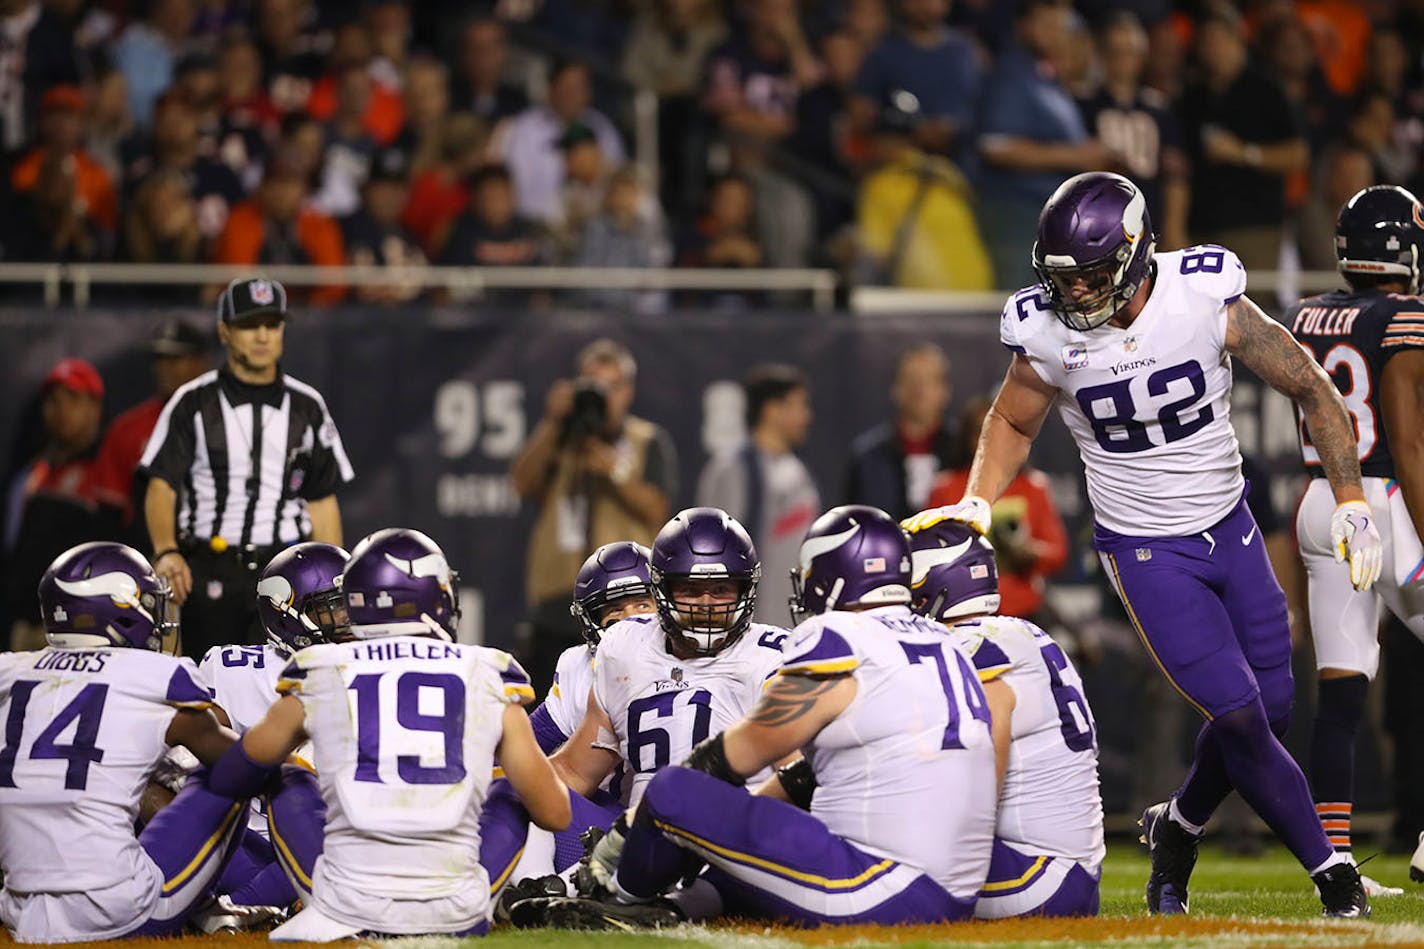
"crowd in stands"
1,0,1421,297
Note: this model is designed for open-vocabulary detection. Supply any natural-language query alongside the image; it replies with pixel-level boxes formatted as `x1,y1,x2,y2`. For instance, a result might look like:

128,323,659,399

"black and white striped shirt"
139,368,355,547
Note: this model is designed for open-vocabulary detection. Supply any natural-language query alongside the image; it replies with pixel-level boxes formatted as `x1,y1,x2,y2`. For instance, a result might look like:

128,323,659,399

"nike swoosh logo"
1241,526,1258,546
910,539,973,587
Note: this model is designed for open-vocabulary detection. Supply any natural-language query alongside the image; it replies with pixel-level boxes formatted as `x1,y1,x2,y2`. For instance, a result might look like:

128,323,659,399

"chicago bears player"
934,171,1380,916
0,542,255,943
1285,186,1424,886
521,505,997,929
209,528,571,941
905,513,1104,918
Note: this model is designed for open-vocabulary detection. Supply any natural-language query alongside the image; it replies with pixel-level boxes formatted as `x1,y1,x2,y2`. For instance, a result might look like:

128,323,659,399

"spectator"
1255,10,1340,156
274,111,326,192
702,0,819,267
217,34,281,188
927,395,1068,623
212,163,346,304
122,91,244,249
1176,7,1308,270
855,89,993,290
23,0,109,120
844,342,960,521
851,0,982,160
695,362,817,628
120,169,201,265
173,50,265,188
437,163,541,275
311,62,380,217
305,21,404,147
12,84,118,234
550,120,611,261
256,0,326,115
500,58,625,224
789,28,865,239
390,55,449,176
84,68,132,186
1360,26,1423,192
1296,143,1374,272
1077,11,1189,250
364,0,411,92
93,319,211,536
403,112,485,254
976,0,1113,288
341,146,427,304
510,338,677,691
843,0,889,50
1346,88,1412,188
573,166,671,313
678,171,765,279
451,16,527,126
2,359,113,650
110,0,195,128
9,150,109,261
1294,0,1370,99
0,0,41,152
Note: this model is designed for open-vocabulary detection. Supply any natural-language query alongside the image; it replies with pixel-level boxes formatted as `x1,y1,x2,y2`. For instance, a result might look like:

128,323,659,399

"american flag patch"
863,557,886,573
969,564,988,579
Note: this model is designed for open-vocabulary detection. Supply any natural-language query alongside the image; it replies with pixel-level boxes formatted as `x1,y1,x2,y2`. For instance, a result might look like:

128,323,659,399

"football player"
519,505,997,929
905,513,1104,918
933,171,1378,916
0,542,255,942
208,528,571,941
1286,185,1424,890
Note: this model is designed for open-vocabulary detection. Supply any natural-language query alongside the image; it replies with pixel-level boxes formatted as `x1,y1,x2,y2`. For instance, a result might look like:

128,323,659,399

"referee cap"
218,277,288,327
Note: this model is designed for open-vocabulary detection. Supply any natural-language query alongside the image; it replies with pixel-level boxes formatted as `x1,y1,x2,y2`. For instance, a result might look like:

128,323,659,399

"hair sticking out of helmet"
258,542,351,656
790,505,912,625
1336,185,1424,294
570,541,654,646
38,542,177,651
341,528,460,641
1032,172,1156,331
649,508,760,655
902,515,1001,622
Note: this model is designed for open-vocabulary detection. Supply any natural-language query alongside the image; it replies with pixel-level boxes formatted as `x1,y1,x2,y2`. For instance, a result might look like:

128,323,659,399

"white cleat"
1410,832,1424,884
1363,875,1403,898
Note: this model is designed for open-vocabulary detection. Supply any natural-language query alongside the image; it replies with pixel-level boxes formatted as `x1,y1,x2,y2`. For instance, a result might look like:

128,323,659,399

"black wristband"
153,547,181,561
683,733,747,787
775,758,817,810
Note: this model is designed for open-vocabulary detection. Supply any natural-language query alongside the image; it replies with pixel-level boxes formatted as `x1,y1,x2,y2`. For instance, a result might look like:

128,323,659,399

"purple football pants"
617,767,977,927
1097,494,1333,870
478,778,622,895
974,840,1099,919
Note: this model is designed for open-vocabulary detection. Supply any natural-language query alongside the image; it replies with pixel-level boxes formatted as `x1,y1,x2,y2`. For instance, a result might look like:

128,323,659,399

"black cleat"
1140,801,1201,915
493,874,567,923
1314,862,1370,918
508,895,685,931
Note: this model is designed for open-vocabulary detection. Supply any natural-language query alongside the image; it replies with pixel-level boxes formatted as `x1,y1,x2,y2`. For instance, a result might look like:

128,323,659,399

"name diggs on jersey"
33,650,109,673
1291,306,1362,337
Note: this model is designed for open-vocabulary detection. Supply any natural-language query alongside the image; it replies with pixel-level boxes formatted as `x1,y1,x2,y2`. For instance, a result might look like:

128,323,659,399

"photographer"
510,338,677,689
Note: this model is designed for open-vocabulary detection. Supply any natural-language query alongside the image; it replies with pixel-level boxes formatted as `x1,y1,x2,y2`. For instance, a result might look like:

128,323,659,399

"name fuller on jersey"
1291,306,1362,337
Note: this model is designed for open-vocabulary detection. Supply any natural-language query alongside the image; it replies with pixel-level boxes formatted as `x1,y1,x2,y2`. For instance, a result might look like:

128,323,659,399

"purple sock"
1173,723,1234,827
228,859,299,907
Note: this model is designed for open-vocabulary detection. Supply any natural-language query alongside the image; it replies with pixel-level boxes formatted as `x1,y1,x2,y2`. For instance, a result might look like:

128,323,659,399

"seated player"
209,528,572,941
904,512,1104,917
521,505,998,929
0,542,255,943
485,509,789,907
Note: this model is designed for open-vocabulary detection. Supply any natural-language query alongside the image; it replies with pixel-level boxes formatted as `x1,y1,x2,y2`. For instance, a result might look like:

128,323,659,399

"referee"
140,277,355,658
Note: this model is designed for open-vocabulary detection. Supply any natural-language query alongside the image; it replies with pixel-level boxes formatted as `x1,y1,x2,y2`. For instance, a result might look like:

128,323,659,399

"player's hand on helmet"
1331,500,1383,591
901,496,992,536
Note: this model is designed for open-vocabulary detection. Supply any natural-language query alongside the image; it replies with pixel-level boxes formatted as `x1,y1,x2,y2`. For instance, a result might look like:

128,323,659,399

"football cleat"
508,895,684,931
573,818,626,899
191,896,290,934
1140,801,1201,915
1411,832,1424,884
1313,862,1370,918
494,874,567,924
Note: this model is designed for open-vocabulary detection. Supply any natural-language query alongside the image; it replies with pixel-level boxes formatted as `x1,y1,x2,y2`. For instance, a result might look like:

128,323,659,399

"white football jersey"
196,644,285,733
591,615,787,805
1001,247,1247,536
276,637,533,930
784,606,997,901
543,643,596,741
0,648,213,895
946,616,1105,868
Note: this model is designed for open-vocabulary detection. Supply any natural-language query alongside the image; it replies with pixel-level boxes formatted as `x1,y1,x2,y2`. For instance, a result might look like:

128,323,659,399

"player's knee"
1209,699,1274,750
642,766,700,819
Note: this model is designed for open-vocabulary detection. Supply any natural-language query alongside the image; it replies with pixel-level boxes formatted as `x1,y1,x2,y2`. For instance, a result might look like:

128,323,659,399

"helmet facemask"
1035,238,1154,332
651,569,759,655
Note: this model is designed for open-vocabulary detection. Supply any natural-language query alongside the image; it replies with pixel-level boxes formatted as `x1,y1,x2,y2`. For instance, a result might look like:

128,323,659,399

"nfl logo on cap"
250,280,274,305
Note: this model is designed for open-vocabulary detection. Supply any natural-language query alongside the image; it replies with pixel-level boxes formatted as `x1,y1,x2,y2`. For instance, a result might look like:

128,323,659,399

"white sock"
1168,798,1206,836
1310,851,1350,875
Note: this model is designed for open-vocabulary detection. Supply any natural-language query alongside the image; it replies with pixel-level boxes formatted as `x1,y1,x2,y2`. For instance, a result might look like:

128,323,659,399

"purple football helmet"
570,541,654,646
37,542,175,651
904,517,1001,621
1033,172,1155,331
649,507,760,655
257,542,350,655
790,505,912,624
342,528,459,640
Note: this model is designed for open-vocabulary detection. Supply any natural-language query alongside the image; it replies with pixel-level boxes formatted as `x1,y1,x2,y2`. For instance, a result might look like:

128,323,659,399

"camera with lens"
561,379,610,444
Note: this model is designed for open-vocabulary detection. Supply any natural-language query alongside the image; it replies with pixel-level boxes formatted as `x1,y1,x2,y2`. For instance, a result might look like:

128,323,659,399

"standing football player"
210,528,571,941
905,513,1104,917
519,506,998,929
0,542,255,942
1286,185,1424,888
938,171,1380,917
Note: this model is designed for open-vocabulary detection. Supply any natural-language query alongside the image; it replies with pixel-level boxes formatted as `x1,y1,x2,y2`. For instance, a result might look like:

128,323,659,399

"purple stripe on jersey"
1004,344,1027,354
280,659,306,680
165,666,215,706
1224,293,1242,306
500,657,533,689
528,703,569,754
969,639,1011,673
783,628,855,668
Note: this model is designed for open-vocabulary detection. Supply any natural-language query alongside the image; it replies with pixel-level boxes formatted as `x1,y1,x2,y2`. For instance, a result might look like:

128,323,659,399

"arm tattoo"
748,674,845,728
1227,298,1362,493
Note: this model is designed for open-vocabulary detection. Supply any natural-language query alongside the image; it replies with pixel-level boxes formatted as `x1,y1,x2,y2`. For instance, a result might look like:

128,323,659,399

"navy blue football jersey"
1286,289,1424,479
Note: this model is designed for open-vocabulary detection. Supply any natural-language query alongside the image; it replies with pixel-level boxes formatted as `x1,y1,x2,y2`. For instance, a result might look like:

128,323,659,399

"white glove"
1331,500,1383,592
901,496,993,536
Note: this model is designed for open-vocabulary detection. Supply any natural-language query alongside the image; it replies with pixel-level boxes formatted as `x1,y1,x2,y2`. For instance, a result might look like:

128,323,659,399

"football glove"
1331,500,1383,592
901,496,992,536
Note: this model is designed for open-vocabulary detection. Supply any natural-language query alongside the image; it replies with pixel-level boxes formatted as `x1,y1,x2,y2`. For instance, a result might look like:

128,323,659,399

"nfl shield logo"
206,579,224,599
1124,335,1139,352
250,280,274,305
1135,547,1152,562
671,668,683,683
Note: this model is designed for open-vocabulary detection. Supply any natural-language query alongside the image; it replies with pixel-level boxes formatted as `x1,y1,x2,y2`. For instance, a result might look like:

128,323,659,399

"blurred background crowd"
1,0,1422,297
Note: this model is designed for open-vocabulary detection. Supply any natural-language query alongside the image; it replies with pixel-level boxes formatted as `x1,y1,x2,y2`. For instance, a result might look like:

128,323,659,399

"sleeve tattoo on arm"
748,674,846,728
